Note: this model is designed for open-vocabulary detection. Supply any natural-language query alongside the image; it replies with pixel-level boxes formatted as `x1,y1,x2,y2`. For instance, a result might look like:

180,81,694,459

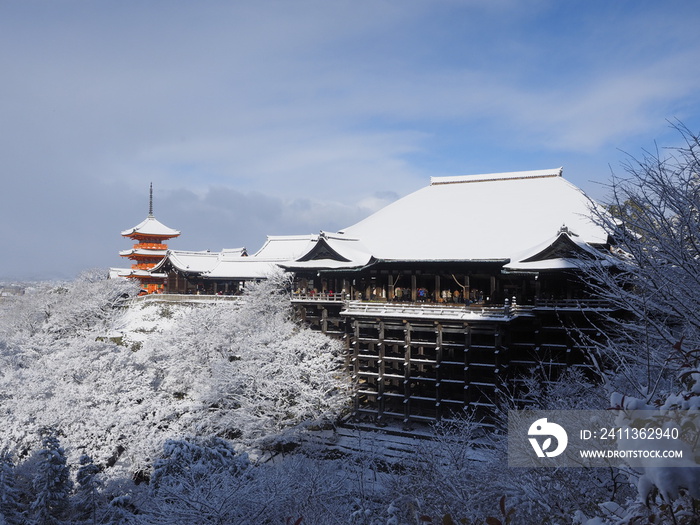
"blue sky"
1,0,700,279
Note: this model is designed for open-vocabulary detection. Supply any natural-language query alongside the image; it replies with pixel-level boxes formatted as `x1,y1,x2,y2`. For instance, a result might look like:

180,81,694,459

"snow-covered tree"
142,437,351,525
72,454,103,525
0,268,348,484
144,268,350,448
0,450,22,525
580,123,700,523
586,123,700,398
143,437,254,524
30,432,73,525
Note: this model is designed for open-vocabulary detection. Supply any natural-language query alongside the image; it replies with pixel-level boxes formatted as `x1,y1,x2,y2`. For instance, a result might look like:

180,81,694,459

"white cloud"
1,0,700,278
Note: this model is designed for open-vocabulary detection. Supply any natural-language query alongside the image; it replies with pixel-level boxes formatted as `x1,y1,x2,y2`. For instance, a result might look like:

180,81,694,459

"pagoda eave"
122,231,180,237
119,270,167,279
120,249,168,257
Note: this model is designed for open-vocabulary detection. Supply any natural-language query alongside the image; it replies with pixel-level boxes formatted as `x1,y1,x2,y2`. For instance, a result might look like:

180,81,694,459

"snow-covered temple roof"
205,258,280,280
252,235,319,260
502,228,614,272
151,250,223,274
285,168,610,270
121,215,181,238
152,247,280,280
278,232,373,270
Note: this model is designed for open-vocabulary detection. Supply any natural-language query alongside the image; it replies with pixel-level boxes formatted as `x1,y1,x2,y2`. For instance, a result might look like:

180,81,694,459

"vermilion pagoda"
119,184,180,294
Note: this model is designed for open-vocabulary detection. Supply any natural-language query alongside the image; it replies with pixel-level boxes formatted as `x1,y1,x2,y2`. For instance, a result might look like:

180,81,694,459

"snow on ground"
108,299,189,348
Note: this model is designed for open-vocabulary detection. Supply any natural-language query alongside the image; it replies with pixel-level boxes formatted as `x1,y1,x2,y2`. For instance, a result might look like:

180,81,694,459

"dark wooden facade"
291,261,611,427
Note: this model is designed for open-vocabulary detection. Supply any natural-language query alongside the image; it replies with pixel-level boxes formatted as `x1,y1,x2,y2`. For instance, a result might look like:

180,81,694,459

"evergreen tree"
0,450,22,525
30,432,73,525
73,455,102,525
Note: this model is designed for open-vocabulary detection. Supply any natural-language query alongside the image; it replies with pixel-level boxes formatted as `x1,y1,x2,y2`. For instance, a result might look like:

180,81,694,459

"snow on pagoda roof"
117,269,167,279
335,168,609,263
121,215,181,238
119,248,169,257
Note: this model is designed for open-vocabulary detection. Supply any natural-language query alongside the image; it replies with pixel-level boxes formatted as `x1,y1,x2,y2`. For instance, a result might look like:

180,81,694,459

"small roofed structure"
154,236,318,294
118,184,180,294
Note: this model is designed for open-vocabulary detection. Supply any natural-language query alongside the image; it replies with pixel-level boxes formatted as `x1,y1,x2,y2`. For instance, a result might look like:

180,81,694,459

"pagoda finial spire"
149,183,154,217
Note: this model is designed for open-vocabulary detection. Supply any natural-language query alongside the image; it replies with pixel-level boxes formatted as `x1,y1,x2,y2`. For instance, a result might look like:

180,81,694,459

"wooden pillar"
434,275,441,302
404,321,412,426
411,274,417,302
435,323,443,420
352,320,361,416
321,307,328,333
377,321,386,424
463,323,471,406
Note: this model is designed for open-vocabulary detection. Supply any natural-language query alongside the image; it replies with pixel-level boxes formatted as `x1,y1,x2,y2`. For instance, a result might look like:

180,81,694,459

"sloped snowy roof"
335,168,609,262
205,258,281,280
503,230,613,272
151,250,225,274
219,247,248,258
117,269,167,279
281,232,373,271
252,235,319,260
151,248,280,280
121,215,181,238
119,248,169,257
109,268,129,279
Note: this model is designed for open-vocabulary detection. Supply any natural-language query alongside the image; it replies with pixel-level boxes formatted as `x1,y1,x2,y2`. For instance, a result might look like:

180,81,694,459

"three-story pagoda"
119,184,180,294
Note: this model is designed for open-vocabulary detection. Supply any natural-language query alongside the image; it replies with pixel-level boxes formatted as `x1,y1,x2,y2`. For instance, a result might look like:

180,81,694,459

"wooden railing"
134,242,167,250
291,292,348,302
131,263,158,270
533,298,613,310
342,300,534,320
291,292,611,311
132,293,246,304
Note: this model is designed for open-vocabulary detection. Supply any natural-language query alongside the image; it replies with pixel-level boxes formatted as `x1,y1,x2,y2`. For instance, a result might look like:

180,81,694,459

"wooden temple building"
140,168,617,426
118,185,181,294
281,168,617,426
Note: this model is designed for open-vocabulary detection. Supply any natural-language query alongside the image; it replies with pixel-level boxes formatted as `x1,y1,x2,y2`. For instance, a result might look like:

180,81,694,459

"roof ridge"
431,167,563,186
